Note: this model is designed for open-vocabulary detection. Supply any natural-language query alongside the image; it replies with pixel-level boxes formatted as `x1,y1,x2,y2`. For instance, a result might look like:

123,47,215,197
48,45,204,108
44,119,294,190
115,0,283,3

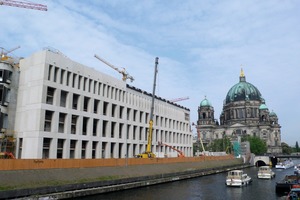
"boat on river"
286,187,300,200
294,164,300,175
275,175,300,195
275,160,294,169
257,166,275,179
225,170,252,187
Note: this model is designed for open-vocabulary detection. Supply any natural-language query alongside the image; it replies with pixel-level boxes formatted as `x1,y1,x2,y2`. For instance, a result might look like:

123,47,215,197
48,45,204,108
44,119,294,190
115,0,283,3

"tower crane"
0,0,47,11
1,45,20,61
170,96,189,103
94,54,134,82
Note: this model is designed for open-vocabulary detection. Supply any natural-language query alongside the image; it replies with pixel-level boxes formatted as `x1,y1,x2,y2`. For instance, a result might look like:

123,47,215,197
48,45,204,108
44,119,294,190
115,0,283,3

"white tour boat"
275,160,295,169
226,170,252,187
294,164,300,175
257,166,275,179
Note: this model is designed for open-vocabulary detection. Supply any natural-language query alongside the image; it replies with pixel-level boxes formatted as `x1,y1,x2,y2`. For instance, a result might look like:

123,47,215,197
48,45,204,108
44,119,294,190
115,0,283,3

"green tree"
242,136,267,155
281,142,292,155
296,141,299,152
207,137,231,152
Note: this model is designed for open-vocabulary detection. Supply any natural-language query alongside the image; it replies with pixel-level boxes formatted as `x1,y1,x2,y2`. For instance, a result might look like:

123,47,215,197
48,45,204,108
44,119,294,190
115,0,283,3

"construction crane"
94,54,134,82
1,46,20,61
0,0,47,11
158,141,185,158
192,122,206,154
170,96,189,103
136,57,159,158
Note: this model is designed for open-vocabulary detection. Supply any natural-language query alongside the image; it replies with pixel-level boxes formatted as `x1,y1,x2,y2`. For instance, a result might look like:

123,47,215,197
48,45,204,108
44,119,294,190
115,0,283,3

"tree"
242,136,267,155
295,141,299,152
281,142,292,155
207,137,231,152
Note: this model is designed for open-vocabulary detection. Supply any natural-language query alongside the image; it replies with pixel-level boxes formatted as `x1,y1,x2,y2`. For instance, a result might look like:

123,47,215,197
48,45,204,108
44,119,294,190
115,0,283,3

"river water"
77,161,299,200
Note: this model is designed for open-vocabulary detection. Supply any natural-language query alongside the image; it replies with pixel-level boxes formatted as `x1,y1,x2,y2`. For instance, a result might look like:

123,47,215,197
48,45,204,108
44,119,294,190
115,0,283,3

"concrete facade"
11,49,192,159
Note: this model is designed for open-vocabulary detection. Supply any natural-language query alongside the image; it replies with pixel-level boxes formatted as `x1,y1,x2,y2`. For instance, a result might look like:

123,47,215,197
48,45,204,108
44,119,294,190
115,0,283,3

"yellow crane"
94,54,134,82
0,46,20,61
136,57,159,158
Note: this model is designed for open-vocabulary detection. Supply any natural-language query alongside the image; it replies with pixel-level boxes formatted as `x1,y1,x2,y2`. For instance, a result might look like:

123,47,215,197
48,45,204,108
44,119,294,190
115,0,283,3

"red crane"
158,141,185,158
0,0,47,11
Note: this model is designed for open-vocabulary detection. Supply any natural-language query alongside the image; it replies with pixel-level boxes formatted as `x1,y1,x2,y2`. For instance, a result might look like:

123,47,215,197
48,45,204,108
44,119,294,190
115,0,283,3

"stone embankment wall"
0,156,246,199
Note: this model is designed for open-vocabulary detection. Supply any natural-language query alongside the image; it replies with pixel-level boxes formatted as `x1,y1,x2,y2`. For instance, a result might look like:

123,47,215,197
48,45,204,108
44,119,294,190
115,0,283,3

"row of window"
46,86,190,131
44,110,191,144
18,137,191,159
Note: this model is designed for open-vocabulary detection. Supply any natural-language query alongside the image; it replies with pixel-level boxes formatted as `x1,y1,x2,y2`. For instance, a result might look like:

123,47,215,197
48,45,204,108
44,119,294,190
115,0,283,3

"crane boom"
0,0,47,11
158,142,185,157
1,45,20,61
136,57,159,158
170,96,189,102
94,54,134,82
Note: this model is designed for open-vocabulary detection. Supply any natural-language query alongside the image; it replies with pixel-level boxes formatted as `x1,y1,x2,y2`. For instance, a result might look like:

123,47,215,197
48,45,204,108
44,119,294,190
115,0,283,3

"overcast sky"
1,0,299,146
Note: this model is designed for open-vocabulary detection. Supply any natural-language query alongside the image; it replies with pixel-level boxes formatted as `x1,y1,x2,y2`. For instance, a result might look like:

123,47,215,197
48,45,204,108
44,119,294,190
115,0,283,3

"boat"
286,186,300,199
276,175,300,195
257,166,275,179
275,160,295,169
225,170,252,187
294,164,300,175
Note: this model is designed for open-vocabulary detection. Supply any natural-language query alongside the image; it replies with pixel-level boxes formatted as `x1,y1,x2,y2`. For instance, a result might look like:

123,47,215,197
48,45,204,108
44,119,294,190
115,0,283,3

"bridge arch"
254,156,271,167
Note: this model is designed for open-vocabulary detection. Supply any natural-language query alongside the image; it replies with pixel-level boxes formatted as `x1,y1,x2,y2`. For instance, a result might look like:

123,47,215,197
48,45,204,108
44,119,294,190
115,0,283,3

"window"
60,69,65,84
72,94,79,110
60,90,68,107
82,117,88,135
57,139,64,158
44,110,53,132
103,101,109,115
48,65,53,81
93,119,99,136
81,141,87,158
94,99,99,114
83,97,90,112
92,141,98,158
70,140,76,158
46,87,55,104
42,138,51,158
58,113,66,133
71,115,78,134
112,104,116,117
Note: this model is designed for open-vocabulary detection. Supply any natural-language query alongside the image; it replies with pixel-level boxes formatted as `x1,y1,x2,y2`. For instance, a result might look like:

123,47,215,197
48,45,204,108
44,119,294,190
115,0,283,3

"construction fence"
0,155,235,171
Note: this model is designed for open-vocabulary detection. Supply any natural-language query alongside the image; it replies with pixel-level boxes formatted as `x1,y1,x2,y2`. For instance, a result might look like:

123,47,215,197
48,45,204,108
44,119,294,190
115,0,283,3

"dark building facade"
196,69,282,154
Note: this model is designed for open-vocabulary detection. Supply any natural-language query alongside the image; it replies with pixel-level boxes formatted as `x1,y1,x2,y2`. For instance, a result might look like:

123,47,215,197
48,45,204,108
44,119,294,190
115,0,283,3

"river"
77,161,299,200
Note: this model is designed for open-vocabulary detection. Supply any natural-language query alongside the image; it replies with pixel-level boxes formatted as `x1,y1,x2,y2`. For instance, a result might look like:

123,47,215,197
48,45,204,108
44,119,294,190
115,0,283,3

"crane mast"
137,57,159,158
0,0,47,11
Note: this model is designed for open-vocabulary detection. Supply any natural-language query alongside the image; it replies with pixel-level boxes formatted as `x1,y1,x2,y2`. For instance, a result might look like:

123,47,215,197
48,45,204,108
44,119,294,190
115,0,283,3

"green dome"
225,71,262,104
200,97,212,107
259,103,268,110
269,111,277,117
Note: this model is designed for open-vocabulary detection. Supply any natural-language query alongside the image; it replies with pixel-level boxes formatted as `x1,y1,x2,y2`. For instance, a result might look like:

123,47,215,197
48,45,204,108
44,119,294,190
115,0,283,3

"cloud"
1,0,299,145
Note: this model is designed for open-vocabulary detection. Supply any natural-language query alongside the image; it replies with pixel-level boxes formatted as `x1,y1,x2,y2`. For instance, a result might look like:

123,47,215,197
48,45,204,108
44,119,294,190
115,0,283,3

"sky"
0,0,299,146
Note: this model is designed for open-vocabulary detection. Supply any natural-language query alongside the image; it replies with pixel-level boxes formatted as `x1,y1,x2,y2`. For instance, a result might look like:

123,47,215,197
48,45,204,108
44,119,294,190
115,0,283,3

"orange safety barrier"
0,155,235,171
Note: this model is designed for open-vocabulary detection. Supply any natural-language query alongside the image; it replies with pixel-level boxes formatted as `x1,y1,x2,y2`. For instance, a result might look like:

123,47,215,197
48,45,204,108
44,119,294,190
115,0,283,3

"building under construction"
0,49,193,159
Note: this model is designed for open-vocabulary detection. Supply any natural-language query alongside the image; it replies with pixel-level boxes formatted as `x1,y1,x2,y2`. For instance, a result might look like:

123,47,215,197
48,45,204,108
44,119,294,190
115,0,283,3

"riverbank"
0,157,247,199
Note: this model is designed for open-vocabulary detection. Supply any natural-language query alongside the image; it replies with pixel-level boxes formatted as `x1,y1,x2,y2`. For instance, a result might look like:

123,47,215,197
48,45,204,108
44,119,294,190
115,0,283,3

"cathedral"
196,69,282,154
